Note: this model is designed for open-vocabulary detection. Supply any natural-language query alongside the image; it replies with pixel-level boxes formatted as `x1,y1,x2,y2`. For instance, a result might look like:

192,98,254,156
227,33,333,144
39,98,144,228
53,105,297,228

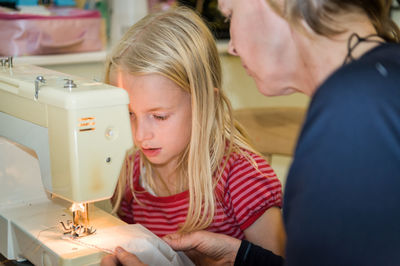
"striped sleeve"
225,153,282,231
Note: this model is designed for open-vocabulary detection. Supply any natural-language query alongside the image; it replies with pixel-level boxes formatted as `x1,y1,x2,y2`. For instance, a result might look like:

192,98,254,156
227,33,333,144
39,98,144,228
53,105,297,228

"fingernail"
115,247,123,254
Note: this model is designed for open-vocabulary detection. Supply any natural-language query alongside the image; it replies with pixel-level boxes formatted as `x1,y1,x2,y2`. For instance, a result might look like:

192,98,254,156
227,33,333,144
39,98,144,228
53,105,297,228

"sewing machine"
0,57,133,264
0,59,191,265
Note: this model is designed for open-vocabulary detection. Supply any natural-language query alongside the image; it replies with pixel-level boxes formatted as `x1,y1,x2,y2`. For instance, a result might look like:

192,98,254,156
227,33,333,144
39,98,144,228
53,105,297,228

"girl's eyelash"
128,112,168,120
153,114,168,121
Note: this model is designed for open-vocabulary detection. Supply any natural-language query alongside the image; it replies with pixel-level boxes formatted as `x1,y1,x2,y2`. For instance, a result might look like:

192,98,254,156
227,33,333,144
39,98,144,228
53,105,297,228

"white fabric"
76,224,194,266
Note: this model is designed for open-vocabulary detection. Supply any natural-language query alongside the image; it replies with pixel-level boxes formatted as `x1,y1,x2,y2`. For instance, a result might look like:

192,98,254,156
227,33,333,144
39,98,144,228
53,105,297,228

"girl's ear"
214,87,219,93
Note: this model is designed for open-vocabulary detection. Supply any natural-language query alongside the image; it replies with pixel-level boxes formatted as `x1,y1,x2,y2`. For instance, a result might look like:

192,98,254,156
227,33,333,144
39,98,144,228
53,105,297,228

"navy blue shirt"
284,43,400,266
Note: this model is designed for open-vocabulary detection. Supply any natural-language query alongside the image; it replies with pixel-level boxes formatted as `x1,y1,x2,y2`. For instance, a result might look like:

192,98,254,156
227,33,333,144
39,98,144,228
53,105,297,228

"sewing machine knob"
0,56,13,68
106,129,114,137
34,75,46,100
105,127,118,140
64,79,77,89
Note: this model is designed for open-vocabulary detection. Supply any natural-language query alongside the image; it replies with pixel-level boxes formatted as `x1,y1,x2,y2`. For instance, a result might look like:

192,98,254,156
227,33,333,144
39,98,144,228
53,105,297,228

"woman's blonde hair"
105,7,261,233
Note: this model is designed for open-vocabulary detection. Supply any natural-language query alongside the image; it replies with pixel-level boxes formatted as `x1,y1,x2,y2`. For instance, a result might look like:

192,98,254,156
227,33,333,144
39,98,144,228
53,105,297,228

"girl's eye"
153,114,168,121
129,112,136,119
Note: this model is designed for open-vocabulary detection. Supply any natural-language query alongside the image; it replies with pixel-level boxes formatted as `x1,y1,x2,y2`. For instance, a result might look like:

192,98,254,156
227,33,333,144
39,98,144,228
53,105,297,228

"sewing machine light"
62,202,96,238
70,203,85,212
70,202,88,227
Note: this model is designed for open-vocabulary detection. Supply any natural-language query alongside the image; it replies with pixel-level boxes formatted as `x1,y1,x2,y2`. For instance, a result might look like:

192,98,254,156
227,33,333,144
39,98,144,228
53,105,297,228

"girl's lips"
142,148,161,157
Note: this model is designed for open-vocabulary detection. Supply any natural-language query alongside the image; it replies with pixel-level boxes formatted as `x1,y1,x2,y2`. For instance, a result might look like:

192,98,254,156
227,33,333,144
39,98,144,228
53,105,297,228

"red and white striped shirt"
118,150,282,239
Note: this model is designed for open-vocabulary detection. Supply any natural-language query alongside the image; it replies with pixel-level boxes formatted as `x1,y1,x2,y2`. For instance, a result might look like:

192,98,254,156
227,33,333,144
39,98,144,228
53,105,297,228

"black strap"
343,33,384,65
234,240,284,266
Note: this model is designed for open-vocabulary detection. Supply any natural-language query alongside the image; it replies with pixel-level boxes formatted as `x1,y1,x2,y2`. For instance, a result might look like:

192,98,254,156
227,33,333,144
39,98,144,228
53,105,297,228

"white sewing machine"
0,59,192,266
0,57,133,264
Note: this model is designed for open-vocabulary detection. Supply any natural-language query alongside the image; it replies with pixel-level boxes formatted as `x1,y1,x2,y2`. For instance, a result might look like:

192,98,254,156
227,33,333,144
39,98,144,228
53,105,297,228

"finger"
100,254,119,266
162,233,196,251
115,246,145,266
184,249,203,264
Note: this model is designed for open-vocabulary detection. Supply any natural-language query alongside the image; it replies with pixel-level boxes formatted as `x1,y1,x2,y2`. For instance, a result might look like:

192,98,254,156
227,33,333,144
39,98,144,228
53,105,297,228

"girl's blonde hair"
105,6,261,233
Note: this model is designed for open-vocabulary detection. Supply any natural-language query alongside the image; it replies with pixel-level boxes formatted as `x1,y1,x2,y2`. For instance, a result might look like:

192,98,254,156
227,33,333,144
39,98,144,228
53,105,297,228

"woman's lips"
142,148,161,157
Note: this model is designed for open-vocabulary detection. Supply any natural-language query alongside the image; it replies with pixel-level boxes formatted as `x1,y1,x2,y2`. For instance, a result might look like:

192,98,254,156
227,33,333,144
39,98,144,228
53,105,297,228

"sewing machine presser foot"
60,220,96,238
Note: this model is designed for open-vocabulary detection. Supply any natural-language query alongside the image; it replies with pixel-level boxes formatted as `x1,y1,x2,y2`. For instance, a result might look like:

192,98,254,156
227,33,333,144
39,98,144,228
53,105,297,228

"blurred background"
1,0,400,186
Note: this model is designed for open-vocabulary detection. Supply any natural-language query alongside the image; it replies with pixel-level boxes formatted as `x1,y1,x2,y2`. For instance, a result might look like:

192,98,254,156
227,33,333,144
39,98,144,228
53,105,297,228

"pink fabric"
0,8,100,20
0,8,103,56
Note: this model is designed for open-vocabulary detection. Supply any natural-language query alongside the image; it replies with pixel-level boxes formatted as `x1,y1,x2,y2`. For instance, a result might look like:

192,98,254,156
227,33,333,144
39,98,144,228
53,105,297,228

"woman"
103,0,400,265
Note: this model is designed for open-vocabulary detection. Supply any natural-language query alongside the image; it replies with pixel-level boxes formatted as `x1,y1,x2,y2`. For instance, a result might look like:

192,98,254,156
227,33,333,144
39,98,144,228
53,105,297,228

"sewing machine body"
0,64,133,203
0,63,133,264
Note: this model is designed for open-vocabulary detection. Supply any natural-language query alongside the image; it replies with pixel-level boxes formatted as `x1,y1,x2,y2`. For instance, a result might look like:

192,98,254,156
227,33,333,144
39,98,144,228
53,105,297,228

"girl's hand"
163,231,241,266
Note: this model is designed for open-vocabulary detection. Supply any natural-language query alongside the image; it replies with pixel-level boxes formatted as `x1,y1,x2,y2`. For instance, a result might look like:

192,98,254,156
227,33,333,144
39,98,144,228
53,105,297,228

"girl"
105,7,285,256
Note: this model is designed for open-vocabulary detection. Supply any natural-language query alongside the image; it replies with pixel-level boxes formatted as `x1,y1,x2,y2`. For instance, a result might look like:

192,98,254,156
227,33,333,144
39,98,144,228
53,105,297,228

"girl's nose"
228,40,238,56
134,121,153,143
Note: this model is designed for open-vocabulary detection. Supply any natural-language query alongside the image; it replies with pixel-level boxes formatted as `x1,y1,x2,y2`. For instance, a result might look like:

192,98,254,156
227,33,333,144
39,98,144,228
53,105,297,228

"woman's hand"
101,247,147,266
163,230,241,266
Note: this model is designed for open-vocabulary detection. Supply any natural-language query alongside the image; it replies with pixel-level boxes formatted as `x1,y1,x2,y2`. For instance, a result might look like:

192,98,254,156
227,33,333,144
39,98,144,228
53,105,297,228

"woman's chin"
256,82,296,97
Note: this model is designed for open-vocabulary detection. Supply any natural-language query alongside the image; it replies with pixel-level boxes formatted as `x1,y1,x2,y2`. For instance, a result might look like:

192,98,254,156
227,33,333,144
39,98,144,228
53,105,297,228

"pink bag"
0,8,104,56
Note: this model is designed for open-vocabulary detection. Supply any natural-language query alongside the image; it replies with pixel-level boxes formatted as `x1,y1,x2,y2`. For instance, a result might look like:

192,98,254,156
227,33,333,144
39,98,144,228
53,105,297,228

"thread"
64,236,115,254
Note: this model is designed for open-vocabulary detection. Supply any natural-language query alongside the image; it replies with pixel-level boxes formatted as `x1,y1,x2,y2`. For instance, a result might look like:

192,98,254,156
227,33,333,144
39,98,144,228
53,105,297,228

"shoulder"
289,43,400,185
303,43,400,135
223,149,275,178
217,149,283,227
315,43,400,104
217,149,279,193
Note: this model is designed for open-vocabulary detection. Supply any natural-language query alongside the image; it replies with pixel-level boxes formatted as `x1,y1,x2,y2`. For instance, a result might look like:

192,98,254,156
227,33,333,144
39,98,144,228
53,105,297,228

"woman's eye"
153,114,168,121
224,13,232,23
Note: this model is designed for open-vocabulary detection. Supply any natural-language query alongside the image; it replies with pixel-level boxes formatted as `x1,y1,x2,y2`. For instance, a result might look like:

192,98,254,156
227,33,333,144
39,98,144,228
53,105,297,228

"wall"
221,54,309,110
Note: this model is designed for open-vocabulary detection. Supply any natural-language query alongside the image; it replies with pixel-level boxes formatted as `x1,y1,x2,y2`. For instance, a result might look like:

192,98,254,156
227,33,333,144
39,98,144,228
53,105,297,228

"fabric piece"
0,8,103,56
74,224,194,266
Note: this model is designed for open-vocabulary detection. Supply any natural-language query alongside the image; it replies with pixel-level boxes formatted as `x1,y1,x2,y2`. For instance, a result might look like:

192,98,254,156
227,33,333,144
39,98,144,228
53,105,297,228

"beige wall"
221,54,309,110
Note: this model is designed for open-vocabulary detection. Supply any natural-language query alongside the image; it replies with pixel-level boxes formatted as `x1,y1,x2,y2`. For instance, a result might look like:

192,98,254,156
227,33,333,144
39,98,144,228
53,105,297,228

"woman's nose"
228,40,238,56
